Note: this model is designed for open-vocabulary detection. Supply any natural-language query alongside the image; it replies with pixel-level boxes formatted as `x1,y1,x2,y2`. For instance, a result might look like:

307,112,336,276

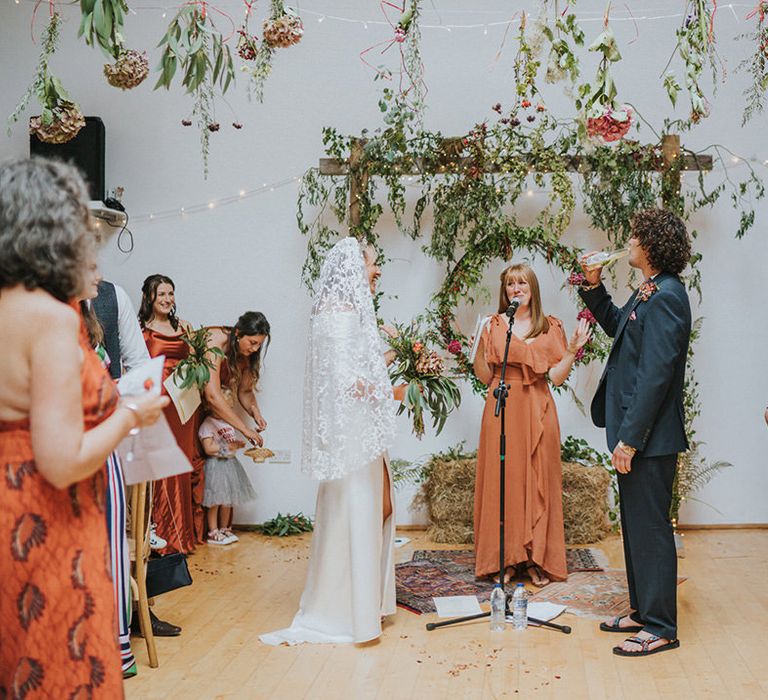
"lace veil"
301,237,396,481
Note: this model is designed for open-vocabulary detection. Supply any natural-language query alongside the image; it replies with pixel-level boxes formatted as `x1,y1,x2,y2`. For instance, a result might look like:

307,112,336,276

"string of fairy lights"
125,152,767,225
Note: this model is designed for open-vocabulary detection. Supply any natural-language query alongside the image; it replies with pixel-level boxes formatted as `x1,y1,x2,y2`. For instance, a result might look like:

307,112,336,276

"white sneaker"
149,525,167,550
221,527,239,543
207,529,230,545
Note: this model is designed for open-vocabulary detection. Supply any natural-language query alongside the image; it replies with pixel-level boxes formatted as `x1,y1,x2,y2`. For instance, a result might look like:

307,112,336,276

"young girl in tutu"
198,415,257,545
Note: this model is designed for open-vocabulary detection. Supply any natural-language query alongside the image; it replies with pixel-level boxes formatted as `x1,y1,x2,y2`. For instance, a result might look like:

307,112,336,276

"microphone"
505,298,521,319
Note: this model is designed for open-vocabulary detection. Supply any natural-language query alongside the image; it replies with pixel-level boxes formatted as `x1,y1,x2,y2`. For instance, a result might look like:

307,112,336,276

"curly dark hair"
631,208,691,275
0,157,94,301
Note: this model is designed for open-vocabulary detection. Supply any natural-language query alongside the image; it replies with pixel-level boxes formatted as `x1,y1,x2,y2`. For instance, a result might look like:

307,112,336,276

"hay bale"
420,454,476,544
419,454,611,546
561,461,611,544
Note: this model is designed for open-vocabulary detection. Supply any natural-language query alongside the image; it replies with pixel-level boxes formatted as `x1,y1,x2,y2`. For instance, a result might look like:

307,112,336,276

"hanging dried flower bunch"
103,49,149,90
262,2,303,48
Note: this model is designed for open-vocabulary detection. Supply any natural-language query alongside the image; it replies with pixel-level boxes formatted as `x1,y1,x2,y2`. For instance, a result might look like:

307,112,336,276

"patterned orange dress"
0,319,124,698
474,314,568,581
143,328,205,553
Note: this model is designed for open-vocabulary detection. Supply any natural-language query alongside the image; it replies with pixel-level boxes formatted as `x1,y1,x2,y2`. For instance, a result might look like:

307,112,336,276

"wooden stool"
128,481,159,668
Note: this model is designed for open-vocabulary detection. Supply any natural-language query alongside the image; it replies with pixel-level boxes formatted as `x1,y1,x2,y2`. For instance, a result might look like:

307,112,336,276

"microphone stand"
426,304,571,635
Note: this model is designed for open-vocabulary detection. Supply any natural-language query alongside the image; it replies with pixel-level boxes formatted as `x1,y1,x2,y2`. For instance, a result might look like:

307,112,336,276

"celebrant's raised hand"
568,318,592,353
579,250,603,285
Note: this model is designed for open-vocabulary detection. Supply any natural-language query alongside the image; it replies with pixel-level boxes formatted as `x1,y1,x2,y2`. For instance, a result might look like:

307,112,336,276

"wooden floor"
125,528,768,699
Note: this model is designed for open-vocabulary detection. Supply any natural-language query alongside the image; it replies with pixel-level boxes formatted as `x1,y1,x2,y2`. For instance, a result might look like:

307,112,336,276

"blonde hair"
497,263,549,339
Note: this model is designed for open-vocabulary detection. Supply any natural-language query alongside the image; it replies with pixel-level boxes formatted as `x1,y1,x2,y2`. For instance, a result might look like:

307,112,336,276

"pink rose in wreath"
577,308,597,325
446,339,463,355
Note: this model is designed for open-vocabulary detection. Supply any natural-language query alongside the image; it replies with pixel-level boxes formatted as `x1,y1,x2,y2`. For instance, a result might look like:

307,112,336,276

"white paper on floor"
394,536,411,548
507,601,567,624
433,595,483,618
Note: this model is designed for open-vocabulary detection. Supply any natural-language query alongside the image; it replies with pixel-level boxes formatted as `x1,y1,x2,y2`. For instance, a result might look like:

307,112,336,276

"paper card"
506,602,567,624
467,315,492,363
117,355,165,396
117,413,192,485
163,371,202,425
433,595,483,618
394,536,411,548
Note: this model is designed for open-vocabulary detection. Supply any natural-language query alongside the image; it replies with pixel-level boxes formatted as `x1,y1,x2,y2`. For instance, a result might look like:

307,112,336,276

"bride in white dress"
260,237,399,645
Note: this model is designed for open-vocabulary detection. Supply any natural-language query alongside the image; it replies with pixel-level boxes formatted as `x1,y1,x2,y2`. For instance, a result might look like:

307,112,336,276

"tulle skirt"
202,456,256,507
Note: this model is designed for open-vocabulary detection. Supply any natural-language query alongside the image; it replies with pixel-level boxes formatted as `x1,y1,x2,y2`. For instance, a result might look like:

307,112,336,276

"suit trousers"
617,453,678,640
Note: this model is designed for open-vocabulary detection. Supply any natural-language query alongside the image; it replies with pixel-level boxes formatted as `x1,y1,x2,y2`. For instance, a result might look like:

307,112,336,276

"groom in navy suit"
579,208,691,657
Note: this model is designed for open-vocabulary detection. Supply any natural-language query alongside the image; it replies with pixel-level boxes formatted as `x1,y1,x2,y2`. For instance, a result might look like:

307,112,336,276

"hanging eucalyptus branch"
398,0,426,127
663,0,721,123
542,1,585,85
738,2,768,124
7,12,63,135
155,5,236,174
79,0,128,59
7,13,85,144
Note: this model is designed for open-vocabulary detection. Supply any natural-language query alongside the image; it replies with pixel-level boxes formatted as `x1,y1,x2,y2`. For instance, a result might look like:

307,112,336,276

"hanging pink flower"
586,105,633,143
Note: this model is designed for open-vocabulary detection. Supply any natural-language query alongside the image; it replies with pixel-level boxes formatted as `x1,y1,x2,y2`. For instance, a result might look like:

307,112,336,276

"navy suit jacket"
579,272,691,457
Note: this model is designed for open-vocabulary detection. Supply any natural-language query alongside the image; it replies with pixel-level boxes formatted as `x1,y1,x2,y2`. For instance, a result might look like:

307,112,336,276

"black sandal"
613,634,680,657
599,614,644,633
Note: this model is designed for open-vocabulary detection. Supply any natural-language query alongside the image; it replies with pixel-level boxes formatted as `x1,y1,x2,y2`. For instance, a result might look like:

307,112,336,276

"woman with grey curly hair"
0,157,168,695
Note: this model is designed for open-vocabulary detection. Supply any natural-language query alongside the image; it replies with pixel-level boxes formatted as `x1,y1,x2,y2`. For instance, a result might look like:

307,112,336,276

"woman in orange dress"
0,157,167,698
139,274,206,553
473,263,590,586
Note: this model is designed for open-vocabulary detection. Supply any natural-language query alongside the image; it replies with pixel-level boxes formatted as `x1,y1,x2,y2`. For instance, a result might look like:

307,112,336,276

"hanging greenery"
79,0,149,89
577,13,633,143
664,0,721,123
7,13,85,145
155,5,236,175
79,0,128,58
738,2,768,124
542,1,585,85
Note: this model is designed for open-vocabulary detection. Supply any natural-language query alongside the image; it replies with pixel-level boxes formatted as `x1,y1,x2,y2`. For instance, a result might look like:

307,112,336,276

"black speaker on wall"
30,116,106,201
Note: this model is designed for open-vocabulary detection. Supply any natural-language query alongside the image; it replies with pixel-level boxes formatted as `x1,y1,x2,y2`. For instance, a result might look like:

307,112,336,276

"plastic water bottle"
490,584,506,632
512,583,528,630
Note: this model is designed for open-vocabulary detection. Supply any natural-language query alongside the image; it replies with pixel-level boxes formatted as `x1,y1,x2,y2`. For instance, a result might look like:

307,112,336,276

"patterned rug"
395,548,606,614
528,569,687,620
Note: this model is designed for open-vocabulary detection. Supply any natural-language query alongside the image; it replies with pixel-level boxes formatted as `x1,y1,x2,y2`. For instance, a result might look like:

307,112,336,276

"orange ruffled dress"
143,329,205,554
0,319,124,699
473,314,568,581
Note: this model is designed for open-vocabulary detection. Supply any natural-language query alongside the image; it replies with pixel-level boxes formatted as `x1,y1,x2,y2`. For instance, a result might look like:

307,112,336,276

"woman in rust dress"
0,158,167,698
473,263,590,586
139,274,206,553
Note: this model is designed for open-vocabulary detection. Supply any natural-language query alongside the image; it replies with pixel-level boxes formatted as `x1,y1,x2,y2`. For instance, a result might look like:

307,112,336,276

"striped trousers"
106,451,134,671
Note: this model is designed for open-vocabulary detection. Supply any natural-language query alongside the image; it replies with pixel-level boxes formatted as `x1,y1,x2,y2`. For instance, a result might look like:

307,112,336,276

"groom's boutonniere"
637,280,658,303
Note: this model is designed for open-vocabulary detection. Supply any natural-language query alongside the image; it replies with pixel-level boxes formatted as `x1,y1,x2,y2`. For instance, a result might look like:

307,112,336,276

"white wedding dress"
260,238,398,646
260,456,395,645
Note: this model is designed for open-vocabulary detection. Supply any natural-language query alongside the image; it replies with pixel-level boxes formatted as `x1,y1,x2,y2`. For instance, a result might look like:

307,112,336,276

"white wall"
1,1,766,525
